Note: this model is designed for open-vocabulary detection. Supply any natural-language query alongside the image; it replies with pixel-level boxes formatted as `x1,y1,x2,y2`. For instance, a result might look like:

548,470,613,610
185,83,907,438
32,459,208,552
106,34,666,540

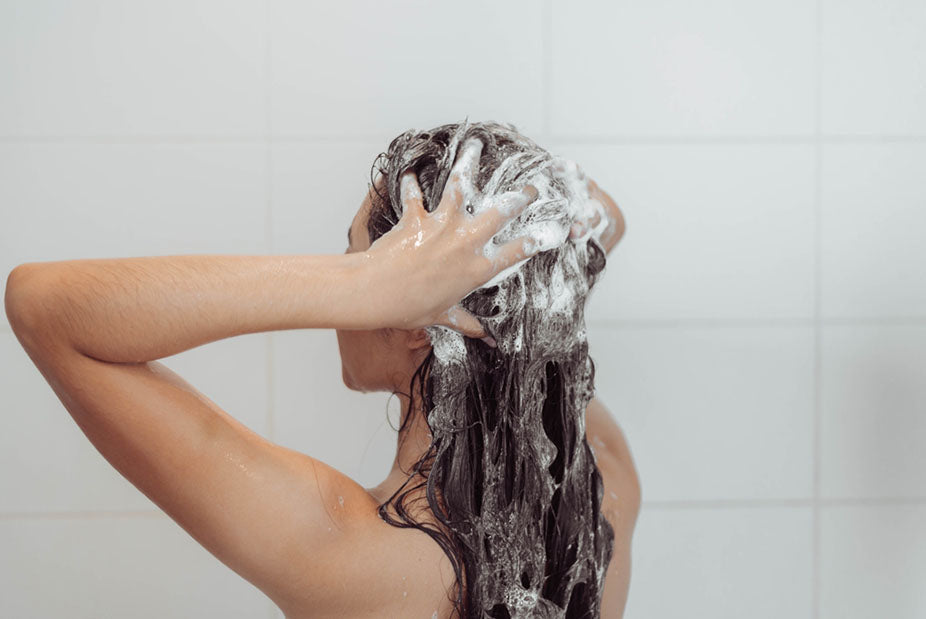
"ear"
404,328,432,352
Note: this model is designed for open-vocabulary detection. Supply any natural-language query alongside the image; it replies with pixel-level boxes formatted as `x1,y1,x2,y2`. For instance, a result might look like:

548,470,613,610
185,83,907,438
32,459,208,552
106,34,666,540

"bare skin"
4,144,636,617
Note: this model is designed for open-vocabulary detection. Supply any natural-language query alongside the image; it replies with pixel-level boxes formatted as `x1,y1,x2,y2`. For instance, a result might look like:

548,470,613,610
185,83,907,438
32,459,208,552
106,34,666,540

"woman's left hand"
360,137,543,343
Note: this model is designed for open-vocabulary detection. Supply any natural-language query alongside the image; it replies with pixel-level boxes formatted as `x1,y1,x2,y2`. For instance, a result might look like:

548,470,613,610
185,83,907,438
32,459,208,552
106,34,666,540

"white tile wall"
1,0,923,617
821,325,926,500
269,0,544,138
820,505,926,619
626,506,814,618
550,0,817,137
587,323,815,502
821,0,926,136
553,143,817,322
0,515,271,618
0,0,267,137
821,143,926,318
270,142,384,256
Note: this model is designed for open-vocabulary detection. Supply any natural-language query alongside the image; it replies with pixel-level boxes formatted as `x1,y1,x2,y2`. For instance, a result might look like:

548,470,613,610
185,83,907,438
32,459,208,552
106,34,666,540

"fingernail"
481,335,497,348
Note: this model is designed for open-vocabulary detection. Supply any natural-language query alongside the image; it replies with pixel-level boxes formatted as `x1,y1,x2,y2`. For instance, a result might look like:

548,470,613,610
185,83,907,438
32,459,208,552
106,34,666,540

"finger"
569,221,587,239
400,170,427,219
551,156,581,179
440,137,484,215
439,305,488,340
493,223,566,270
476,184,540,234
492,184,540,215
588,203,604,228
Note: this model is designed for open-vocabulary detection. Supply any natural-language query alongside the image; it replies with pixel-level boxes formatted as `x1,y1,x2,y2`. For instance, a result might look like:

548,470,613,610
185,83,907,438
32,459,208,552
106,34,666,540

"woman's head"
346,120,614,618
337,120,607,392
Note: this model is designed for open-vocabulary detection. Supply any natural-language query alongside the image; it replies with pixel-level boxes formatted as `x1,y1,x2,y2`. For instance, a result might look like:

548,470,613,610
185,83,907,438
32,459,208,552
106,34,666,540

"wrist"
337,251,386,330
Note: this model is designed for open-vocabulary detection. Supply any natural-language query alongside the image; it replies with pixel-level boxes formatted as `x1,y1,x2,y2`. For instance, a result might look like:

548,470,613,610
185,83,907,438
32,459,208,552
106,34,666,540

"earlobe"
406,328,432,351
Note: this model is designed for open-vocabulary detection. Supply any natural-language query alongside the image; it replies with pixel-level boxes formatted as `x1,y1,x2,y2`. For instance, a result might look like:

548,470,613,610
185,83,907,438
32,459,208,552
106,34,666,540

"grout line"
643,499,814,509
812,0,824,616
3,134,926,145
0,135,268,143
544,133,926,144
819,496,926,506
0,135,390,144
588,317,817,328
541,0,552,141
0,510,167,520
805,316,926,325
585,316,926,328
265,0,276,444
642,497,926,510
265,0,273,142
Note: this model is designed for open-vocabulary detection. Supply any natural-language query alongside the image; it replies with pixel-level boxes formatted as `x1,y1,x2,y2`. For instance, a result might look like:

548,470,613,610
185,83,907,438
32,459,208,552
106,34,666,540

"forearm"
6,253,375,363
591,182,626,257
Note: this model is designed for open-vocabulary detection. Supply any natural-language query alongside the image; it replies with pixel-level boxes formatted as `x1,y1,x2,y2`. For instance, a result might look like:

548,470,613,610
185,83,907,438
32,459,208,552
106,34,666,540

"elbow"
5,264,38,333
607,197,626,246
615,205,627,244
5,263,58,347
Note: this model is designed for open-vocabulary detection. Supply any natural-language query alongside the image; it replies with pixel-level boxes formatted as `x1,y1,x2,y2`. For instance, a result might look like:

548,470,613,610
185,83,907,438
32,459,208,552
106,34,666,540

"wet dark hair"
366,120,614,618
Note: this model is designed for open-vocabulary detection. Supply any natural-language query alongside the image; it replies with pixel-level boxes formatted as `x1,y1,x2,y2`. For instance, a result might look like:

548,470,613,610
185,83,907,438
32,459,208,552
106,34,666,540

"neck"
368,388,434,502
394,390,434,473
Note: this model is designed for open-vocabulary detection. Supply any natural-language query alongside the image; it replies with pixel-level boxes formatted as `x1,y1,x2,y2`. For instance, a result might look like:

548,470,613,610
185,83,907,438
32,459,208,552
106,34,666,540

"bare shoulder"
281,477,459,619
286,397,641,618
587,397,638,473
586,397,641,619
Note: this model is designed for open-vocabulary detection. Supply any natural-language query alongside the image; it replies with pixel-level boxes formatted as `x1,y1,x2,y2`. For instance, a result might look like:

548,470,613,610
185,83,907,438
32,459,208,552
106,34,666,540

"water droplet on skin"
223,450,262,481
338,495,344,508
609,491,618,500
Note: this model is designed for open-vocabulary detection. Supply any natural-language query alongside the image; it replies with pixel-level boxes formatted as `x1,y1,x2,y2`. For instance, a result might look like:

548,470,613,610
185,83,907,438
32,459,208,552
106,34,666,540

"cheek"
338,329,369,358
336,329,391,388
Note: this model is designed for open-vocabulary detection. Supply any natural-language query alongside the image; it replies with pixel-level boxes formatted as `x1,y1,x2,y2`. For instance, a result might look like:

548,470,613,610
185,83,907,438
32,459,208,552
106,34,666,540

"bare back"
283,400,639,619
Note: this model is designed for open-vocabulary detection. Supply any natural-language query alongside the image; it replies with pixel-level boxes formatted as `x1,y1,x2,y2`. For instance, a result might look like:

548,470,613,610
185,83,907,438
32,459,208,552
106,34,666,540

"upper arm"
7,273,376,612
587,397,640,618
587,397,640,489
586,396,641,563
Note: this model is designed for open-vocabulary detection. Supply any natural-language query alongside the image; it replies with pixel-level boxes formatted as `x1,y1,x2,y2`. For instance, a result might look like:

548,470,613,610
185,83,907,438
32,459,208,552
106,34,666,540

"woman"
5,120,638,618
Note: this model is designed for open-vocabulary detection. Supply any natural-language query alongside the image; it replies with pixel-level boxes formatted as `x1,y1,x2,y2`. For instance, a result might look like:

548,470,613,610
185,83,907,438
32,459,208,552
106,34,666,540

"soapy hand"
362,137,544,344
550,158,624,255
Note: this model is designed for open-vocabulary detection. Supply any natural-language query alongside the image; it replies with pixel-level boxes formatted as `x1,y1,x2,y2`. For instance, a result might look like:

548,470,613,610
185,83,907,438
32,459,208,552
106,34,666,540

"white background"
2,1,925,617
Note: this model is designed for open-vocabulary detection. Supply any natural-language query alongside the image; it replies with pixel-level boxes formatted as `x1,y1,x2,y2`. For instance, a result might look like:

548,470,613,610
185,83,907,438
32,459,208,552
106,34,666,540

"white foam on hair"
428,153,608,365
389,124,614,617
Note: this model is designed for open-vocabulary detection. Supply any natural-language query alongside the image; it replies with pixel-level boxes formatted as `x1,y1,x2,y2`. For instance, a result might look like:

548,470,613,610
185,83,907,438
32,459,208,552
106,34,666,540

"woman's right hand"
361,137,544,341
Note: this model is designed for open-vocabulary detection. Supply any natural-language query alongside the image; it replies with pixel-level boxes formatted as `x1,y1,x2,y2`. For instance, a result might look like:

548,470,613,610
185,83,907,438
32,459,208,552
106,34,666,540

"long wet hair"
366,120,614,618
